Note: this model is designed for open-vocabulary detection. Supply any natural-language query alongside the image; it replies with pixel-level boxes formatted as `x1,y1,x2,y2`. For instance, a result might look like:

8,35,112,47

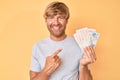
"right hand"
42,49,62,76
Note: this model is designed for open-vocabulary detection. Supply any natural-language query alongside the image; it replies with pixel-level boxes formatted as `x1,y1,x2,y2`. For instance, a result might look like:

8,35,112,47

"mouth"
53,26,60,31
52,26,61,32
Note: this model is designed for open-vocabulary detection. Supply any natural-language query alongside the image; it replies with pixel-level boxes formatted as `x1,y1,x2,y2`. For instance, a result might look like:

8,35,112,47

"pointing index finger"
51,49,62,57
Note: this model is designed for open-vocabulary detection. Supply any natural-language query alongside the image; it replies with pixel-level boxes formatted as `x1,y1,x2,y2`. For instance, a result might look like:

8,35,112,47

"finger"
56,58,61,63
89,46,96,61
84,47,91,59
53,56,59,61
51,49,62,57
47,63,55,75
87,46,96,62
47,58,61,74
55,58,61,67
51,56,59,63
84,47,93,63
44,63,54,75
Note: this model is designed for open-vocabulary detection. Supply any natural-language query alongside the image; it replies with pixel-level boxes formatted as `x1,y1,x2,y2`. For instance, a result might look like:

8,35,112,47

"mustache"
51,23,62,27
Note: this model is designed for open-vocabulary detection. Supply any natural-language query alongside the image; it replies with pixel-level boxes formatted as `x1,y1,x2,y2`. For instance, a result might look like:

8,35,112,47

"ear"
66,19,68,23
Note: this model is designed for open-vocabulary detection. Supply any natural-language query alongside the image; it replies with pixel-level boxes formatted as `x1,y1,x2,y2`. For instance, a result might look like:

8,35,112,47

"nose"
53,18,59,25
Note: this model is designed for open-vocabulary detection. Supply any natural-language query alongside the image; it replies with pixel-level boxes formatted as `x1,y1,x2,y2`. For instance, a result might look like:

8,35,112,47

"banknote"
74,27,100,52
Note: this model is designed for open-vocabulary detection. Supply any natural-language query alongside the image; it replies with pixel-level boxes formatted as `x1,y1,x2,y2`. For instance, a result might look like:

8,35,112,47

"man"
30,1,96,80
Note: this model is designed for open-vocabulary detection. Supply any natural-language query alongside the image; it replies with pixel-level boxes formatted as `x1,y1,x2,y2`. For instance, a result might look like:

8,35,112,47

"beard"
47,23,66,37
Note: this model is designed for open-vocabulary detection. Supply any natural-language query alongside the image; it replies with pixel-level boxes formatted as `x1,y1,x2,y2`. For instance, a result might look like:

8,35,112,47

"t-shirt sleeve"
30,44,41,72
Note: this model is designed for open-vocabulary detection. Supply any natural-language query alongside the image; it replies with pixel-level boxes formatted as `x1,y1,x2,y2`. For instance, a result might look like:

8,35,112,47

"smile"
52,26,61,31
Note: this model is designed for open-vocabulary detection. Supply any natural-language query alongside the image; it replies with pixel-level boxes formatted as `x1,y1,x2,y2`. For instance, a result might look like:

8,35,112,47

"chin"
53,33,65,37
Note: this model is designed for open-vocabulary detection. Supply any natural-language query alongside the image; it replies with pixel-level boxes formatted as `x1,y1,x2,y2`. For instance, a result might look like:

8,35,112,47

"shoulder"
31,37,49,56
33,37,49,46
32,37,50,50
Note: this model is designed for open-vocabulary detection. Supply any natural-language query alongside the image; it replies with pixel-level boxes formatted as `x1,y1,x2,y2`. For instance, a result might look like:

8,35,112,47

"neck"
50,34,67,41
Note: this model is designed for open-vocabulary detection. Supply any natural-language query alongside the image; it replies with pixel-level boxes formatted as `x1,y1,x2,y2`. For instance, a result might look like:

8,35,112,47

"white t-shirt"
30,36,83,80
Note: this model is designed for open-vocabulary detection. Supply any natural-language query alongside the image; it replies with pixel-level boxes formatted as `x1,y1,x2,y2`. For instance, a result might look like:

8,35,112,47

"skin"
30,49,62,80
46,14,67,41
30,14,96,80
79,46,96,80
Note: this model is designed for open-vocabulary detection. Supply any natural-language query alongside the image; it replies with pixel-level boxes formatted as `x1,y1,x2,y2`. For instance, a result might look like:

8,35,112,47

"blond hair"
44,1,70,20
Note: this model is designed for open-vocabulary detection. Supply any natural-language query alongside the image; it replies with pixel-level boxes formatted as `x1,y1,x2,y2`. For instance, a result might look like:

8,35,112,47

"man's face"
45,14,68,37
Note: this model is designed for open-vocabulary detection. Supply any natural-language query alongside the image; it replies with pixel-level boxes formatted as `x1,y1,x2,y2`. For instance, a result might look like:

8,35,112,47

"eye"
58,16,65,19
58,16,66,22
47,16,54,19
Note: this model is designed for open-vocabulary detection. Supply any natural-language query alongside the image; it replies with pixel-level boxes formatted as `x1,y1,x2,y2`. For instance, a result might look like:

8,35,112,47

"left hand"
80,46,96,67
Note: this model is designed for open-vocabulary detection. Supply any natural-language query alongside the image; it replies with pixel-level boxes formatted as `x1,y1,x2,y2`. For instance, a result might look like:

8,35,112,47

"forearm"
79,65,93,80
30,70,49,80
31,49,62,80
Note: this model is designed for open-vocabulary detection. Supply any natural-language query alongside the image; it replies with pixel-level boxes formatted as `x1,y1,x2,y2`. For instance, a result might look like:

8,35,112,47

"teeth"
53,26,60,31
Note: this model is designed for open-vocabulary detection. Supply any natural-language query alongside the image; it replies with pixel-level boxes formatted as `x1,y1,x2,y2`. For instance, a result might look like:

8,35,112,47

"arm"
29,49,62,80
79,65,92,80
79,46,96,80
30,70,49,80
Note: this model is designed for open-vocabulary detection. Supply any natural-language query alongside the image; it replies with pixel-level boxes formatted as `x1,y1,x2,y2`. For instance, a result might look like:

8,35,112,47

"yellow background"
0,0,120,80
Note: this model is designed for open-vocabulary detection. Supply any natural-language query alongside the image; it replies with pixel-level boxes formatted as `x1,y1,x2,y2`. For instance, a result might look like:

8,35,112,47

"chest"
38,45,82,73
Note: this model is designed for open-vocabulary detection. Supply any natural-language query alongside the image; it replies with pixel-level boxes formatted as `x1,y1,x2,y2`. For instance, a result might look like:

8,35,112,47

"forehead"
47,12,66,17
48,14,65,17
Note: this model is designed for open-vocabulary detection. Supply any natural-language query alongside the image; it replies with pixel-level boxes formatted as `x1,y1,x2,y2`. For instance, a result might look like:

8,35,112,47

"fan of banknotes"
73,27,100,52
